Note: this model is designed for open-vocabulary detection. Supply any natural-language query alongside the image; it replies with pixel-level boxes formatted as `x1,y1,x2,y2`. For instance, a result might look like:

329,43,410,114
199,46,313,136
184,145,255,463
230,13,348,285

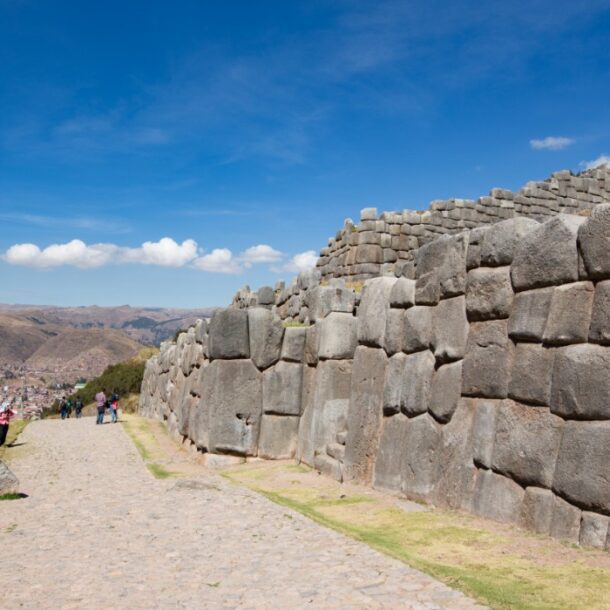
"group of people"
94,389,120,424
59,397,83,419
0,401,16,447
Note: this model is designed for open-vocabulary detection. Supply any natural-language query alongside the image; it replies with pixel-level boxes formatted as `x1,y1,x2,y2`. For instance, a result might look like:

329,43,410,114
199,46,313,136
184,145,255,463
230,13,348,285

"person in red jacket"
0,402,17,447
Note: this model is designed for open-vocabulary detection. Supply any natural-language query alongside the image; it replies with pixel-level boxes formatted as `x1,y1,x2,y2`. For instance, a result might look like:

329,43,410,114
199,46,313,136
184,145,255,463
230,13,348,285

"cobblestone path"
0,419,484,610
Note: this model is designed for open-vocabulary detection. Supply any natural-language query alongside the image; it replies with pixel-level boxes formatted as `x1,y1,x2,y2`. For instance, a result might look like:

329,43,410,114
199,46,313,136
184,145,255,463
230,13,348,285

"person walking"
110,391,119,423
75,398,83,418
65,397,73,419
60,397,68,420
95,389,107,425
0,402,16,447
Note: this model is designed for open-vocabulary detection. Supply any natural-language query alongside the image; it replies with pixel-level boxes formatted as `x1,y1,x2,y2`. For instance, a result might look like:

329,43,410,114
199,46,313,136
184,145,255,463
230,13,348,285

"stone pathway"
0,419,484,610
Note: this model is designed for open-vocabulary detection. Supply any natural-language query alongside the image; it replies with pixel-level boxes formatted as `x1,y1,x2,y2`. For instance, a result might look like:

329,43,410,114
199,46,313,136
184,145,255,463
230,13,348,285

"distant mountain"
0,304,217,346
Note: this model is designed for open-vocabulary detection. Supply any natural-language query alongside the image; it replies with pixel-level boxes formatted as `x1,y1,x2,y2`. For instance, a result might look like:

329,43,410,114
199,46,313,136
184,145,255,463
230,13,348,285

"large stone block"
206,359,262,456
306,286,357,322
472,399,499,468
343,346,388,484
553,420,610,514
403,306,433,353
384,308,404,355
434,398,477,510
432,296,469,363
258,415,299,459
280,326,307,362
357,277,396,348
373,413,409,492
465,267,513,321
429,360,462,423
309,360,353,460
508,288,553,342
589,280,610,345
550,344,610,420
296,365,316,465
491,400,564,488
542,282,594,346
520,487,554,535
578,203,610,279
462,320,514,398
473,469,525,523
508,343,554,406
416,233,468,298
194,318,208,344
480,217,539,266
579,512,610,549
389,277,416,308
304,324,320,365
401,350,435,417
208,309,250,360
248,308,284,370
383,353,407,416
511,214,586,290
257,285,275,306
318,312,358,360
263,361,303,415
355,244,382,264
402,413,442,501
549,495,581,543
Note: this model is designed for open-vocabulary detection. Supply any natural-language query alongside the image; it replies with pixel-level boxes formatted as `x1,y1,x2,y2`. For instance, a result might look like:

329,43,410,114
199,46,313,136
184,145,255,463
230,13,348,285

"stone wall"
232,166,610,322
140,205,610,549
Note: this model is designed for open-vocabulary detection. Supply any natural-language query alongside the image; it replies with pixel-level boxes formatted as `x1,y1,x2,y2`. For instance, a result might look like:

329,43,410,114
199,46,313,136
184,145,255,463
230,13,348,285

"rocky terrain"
140,166,610,550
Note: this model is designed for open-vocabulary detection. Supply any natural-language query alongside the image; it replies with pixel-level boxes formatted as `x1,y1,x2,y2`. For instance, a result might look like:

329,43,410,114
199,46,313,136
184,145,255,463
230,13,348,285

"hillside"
0,304,216,346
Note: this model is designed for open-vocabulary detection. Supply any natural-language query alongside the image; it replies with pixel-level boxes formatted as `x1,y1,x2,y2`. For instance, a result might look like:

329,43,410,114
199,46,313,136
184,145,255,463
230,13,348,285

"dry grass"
0,419,29,461
222,460,610,610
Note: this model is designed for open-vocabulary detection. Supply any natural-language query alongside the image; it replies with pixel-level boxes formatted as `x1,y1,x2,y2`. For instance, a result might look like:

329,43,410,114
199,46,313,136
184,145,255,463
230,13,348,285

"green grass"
223,465,610,610
146,463,177,479
0,493,23,501
282,321,309,328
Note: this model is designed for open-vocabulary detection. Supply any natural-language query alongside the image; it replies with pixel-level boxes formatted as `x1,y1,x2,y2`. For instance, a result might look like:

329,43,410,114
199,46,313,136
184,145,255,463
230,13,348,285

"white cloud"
3,238,198,269
580,154,610,170
119,238,198,267
278,250,319,273
4,240,112,268
240,244,283,267
529,136,574,151
193,248,242,274
2,237,314,277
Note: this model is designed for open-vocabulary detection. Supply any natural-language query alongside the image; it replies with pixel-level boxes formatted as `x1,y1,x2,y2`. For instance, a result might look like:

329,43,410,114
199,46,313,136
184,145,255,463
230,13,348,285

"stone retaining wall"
232,166,610,322
140,204,610,549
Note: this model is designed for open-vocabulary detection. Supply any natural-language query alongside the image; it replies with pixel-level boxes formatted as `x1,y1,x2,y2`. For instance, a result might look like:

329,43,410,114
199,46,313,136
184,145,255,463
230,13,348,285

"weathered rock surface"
432,296,469,363
248,308,284,369
429,360,462,423
480,217,539,266
473,469,525,523
263,361,303,416
280,326,307,362
550,344,610,420
511,214,585,290
508,343,554,406
403,306,433,353
508,287,553,342
466,267,513,321
491,400,564,488
589,280,610,345
357,277,396,348
343,346,387,484
0,460,19,495
258,414,299,459
401,350,436,417
318,312,358,360
208,309,250,360
520,487,553,535
542,282,594,346
373,413,409,492
578,203,610,279
206,359,262,456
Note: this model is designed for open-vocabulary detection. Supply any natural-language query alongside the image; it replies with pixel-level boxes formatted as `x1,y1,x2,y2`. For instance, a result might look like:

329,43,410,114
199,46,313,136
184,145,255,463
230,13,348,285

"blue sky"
1,0,610,308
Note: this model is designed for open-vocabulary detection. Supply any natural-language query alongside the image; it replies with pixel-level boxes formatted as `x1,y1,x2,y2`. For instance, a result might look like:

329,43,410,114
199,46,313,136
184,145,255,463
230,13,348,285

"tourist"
110,391,119,423
65,397,73,419
75,398,83,418
0,402,16,447
60,397,68,420
95,389,107,425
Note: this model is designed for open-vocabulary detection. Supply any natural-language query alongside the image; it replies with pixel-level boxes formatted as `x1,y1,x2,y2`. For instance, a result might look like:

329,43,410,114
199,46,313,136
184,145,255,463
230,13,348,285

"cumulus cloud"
277,250,319,273
240,244,283,267
580,154,610,170
529,136,574,151
192,248,242,274
2,237,315,277
3,238,198,269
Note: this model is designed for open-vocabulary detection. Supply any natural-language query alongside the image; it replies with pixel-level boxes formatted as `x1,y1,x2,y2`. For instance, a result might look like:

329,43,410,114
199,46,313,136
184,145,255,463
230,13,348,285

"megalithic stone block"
248,308,284,370
578,203,610,279
208,309,250,360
